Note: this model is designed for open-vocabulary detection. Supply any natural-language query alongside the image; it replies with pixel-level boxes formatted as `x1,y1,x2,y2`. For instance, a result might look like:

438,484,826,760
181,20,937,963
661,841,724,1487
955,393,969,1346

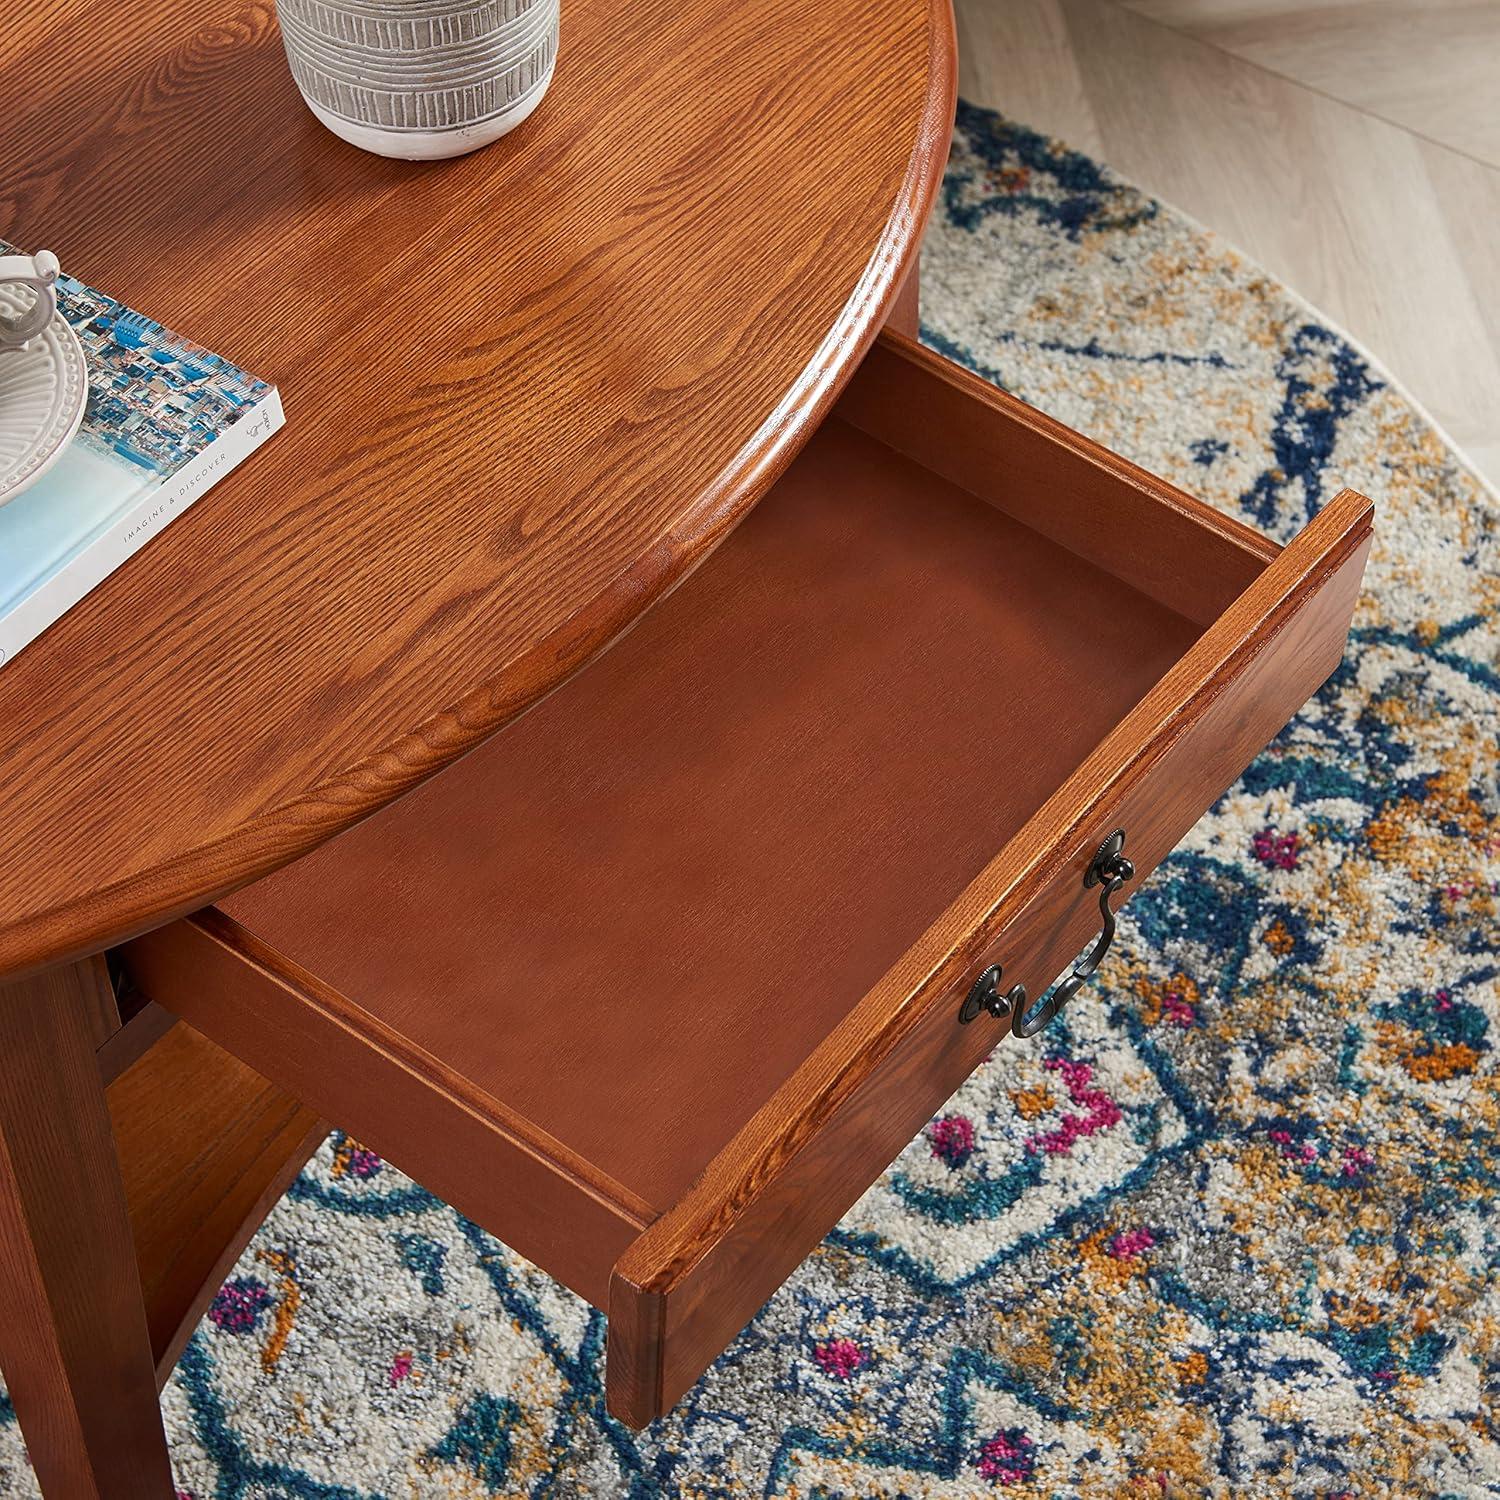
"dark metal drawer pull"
958,828,1133,1038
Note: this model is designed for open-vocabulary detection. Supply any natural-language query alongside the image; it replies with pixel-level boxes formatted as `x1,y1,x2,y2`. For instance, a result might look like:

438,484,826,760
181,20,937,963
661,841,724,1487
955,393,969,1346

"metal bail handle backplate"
958,828,1134,1038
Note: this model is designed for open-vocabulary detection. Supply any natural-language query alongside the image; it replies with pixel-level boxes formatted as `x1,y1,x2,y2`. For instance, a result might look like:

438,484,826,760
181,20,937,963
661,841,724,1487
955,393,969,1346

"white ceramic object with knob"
0,251,89,509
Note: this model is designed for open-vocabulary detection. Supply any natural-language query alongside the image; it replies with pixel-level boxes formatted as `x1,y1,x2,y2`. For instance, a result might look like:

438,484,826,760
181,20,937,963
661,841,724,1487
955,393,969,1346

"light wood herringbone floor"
951,0,1500,491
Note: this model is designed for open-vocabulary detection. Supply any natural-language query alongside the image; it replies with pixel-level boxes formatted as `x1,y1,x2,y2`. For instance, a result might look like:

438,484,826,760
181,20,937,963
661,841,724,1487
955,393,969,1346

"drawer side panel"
123,915,651,1311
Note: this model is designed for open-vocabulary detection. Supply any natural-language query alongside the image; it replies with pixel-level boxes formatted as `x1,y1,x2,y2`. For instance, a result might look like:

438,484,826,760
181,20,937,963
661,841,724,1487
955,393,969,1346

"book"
0,242,283,668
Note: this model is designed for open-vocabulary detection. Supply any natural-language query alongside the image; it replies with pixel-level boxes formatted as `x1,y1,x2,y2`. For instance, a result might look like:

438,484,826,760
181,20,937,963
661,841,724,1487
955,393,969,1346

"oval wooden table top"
0,0,955,979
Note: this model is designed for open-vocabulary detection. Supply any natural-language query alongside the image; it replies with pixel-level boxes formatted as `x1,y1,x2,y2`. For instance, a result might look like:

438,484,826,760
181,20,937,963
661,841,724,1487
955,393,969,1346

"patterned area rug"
5,100,1498,1497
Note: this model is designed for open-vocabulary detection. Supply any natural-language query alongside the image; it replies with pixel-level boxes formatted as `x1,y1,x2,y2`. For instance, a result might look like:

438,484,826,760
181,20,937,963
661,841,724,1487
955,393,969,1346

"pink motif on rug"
1025,1057,1121,1156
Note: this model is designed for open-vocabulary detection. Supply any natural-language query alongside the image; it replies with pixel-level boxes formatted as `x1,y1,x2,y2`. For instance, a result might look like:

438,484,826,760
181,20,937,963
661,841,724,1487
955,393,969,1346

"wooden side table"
0,0,952,1492
126,334,1372,1429
0,0,1374,1491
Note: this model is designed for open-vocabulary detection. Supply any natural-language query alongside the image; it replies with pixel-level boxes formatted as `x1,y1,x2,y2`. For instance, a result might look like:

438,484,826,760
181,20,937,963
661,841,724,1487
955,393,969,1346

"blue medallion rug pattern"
3,101,1496,1497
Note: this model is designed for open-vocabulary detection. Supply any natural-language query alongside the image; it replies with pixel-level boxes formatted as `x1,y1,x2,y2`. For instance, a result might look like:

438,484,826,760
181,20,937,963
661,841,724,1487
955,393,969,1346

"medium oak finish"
0,965,174,1498
123,333,1374,1426
0,0,955,1489
0,0,956,982
2,0,1379,1474
612,518,1373,1419
107,1021,325,1383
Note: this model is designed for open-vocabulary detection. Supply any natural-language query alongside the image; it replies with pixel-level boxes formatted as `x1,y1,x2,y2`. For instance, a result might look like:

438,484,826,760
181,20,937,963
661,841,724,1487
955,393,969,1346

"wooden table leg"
0,962,175,1498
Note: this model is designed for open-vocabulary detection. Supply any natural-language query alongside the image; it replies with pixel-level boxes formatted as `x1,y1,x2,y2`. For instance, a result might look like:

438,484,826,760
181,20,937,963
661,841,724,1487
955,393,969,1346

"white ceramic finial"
0,250,61,352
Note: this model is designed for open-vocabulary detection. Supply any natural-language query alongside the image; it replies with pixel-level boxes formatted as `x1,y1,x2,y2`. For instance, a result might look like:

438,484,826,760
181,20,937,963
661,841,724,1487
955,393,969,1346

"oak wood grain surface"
0,0,955,981
123,373,1202,1305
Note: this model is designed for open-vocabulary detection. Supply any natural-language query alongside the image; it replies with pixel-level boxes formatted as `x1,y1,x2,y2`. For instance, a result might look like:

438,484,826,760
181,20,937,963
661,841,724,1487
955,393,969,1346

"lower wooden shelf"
104,1018,324,1385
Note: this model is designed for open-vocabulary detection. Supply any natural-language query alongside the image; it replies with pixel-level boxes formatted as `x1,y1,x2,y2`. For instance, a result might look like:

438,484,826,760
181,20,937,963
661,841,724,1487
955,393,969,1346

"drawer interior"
215,338,1276,1228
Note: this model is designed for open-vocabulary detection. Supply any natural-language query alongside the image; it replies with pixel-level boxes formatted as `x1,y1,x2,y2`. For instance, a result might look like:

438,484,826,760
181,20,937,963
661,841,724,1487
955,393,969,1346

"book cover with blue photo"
0,242,283,667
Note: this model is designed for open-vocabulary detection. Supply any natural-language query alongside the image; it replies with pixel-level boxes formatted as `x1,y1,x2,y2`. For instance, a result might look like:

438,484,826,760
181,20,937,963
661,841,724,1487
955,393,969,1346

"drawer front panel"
608,486,1373,1426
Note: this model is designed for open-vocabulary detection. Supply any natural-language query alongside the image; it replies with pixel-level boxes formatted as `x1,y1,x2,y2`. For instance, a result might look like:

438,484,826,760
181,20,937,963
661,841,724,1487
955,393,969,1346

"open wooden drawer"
122,332,1373,1426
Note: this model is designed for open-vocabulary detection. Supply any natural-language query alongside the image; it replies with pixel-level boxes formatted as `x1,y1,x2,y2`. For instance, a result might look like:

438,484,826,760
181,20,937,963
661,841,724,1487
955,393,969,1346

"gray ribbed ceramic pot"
276,0,558,160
